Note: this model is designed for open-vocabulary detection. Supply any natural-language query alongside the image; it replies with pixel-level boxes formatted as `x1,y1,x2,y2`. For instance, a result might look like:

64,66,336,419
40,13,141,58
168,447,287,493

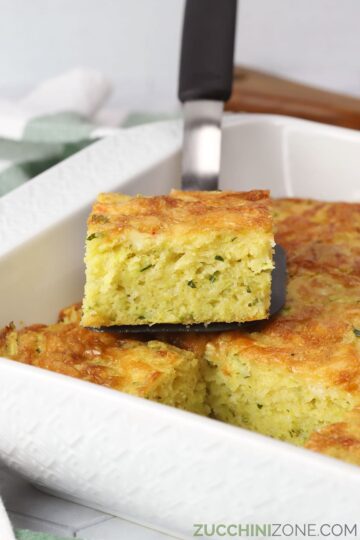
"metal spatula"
177,0,286,328
93,0,286,334
179,0,237,192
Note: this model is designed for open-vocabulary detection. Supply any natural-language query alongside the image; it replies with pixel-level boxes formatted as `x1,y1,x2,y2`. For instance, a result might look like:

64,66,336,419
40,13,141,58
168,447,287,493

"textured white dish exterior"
1,115,360,539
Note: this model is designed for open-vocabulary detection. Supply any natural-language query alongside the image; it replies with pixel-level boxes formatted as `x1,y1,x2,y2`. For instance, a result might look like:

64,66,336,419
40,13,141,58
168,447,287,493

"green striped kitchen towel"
0,69,177,198
15,531,82,540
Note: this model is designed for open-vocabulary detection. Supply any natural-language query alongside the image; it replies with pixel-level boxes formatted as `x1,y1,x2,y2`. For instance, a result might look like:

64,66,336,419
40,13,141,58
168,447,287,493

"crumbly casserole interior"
81,190,274,326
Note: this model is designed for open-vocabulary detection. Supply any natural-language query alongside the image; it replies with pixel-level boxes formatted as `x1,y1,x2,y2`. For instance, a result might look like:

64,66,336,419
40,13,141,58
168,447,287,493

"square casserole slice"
81,189,274,327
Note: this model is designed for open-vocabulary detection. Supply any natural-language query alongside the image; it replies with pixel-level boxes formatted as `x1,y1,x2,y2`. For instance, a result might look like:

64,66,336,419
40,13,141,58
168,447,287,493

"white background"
1,0,360,109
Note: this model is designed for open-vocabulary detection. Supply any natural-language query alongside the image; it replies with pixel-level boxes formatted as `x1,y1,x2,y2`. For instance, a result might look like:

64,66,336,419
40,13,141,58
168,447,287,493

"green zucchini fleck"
187,280,196,288
209,271,220,283
215,255,224,261
353,328,360,337
140,264,153,272
87,233,97,241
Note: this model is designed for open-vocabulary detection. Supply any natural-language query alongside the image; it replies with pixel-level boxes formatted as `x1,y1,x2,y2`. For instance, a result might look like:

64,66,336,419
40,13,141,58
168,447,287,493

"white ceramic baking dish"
0,115,360,540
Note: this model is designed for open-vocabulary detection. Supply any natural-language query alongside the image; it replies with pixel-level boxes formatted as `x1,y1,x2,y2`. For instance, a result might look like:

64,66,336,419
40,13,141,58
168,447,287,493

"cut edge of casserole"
81,190,274,326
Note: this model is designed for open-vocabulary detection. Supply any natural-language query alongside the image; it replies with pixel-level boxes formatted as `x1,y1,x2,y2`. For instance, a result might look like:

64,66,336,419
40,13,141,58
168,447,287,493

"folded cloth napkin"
0,69,176,198
0,69,118,197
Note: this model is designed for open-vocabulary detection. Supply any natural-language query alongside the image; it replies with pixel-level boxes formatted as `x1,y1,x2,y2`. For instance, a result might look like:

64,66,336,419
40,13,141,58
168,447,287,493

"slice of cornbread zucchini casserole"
1,196,360,467
0,321,208,416
81,190,274,327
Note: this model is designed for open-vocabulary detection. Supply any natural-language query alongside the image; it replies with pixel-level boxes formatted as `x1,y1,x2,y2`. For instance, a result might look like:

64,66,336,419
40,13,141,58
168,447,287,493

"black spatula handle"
178,0,237,103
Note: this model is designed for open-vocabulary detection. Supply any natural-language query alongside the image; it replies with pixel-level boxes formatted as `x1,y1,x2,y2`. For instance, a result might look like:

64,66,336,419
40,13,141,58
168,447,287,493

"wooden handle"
226,66,360,129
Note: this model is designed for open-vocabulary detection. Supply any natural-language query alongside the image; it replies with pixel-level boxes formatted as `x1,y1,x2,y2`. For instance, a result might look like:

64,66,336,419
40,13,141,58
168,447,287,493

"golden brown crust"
306,408,360,465
205,315,360,393
0,322,190,397
58,303,82,324
273,198,360,278
156,332,217,359
87,190,273,238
